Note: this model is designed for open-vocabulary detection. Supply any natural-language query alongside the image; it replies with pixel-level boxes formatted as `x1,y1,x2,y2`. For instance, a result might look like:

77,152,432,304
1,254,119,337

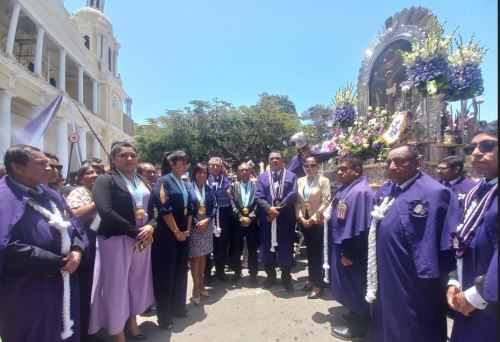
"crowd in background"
0,121,497,342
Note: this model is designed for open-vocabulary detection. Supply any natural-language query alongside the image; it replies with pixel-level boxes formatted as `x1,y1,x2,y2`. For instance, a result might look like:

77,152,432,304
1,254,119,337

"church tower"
86,0,105,12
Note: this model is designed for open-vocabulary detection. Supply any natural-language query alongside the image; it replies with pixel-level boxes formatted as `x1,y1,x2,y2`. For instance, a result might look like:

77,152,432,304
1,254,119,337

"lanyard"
303,177,316,201
209,174,223,190
268,169,286,202
117,170,144,208
169,173,189,208
240,181,252,207
194,183,205,206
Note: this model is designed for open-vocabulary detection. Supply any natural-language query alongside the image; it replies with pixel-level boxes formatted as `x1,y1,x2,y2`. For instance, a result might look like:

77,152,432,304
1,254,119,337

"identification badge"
337,201,347,220
184,207,188,216
305,202,311,210
242,207,249,215
198,205,206,215
135,207,145,219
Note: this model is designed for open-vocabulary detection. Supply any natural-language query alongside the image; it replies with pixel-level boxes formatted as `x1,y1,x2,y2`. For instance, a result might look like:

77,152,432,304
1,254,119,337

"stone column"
0,90,13,158
34,26,45,76
5,2,21,55
113,51,118,77
77,126,87,161
92,79,98,114
56,118,69,175
92,135,101,159
78,66,84,103
58,49,66,91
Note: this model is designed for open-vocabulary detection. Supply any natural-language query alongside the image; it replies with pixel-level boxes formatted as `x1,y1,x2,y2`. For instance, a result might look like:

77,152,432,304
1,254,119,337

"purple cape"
450,192,498,342
444,176,477,216
369,173,460,342
329,176,375,316
254,169,297,266
0,177,82,342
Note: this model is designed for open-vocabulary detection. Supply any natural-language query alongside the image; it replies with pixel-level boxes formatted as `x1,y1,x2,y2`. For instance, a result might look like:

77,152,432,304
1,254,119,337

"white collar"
448,176,462,186
397,173,420,190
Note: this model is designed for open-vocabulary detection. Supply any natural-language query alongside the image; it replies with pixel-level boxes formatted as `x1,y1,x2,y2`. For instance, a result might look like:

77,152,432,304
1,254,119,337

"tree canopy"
135,93,301,171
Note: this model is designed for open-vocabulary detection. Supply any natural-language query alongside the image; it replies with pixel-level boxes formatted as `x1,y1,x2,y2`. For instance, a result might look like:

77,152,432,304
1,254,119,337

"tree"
134,97,301,172
300,104,334,141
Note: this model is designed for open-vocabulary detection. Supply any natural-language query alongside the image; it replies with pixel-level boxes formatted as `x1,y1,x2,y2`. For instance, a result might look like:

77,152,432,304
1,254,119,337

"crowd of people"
0,122,497,342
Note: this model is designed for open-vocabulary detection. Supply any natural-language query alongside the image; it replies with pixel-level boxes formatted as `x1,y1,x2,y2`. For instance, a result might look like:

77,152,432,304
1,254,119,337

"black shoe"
263,277,276,289
307,289,322,299
158,321,174,331
330,324,366,341
249,275,258,287
300,283,312,292
283,281,294,293
231,273,242,284
173,310,190,318
125,328,147,340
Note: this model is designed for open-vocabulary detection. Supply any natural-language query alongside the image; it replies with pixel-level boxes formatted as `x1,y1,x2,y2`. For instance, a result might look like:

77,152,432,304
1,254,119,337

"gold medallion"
337,202,347,220
305,202,311,210
242,207,249,215
184,207,188,216
135,208,145,219
198,205,207,215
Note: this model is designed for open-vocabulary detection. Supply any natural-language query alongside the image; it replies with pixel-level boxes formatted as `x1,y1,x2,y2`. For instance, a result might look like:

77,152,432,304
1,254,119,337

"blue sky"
65,0,498,124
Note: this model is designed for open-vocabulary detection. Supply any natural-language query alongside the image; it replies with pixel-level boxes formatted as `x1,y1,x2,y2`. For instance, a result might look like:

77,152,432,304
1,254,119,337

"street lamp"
475,95,484,121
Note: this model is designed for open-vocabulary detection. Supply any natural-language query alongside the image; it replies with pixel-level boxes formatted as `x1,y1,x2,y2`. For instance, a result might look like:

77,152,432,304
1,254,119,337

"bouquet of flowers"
446,35,486,101
331,83,357,128
402,23,453,96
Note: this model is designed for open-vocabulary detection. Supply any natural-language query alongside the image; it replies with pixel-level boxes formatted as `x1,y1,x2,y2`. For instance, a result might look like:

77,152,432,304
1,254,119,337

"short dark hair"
137,162,154,175
160,151,172,176
338,156,363,173
474,121,498,138
169,150,188,166
439,155,465,173
268,151,283,158
389,144,420,160
4,145,41,175
191,162,208,179
44,151,59,162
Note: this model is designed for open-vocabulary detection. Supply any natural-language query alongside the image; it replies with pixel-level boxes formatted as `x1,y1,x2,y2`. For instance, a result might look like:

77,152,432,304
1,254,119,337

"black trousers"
302,223,324,287
205,207,232,276
79,228,96,340
232,221,259,276
151,230,188,325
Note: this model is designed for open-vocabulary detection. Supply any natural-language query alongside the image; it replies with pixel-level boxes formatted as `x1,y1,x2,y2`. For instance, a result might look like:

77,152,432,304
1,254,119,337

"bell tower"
86,0,105,12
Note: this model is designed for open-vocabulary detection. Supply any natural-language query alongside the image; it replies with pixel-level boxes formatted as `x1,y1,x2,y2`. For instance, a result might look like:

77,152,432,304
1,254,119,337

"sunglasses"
468,140,497,153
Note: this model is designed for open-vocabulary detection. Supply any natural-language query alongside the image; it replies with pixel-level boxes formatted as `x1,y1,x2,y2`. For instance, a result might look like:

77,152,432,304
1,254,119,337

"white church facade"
0,0,134,173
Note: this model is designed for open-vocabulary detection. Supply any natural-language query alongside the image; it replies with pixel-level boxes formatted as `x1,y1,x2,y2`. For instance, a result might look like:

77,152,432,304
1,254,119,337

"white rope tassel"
270,219,278,252
322,203,332,283
213,209,221,237
365,196,395,303
28,200,74,339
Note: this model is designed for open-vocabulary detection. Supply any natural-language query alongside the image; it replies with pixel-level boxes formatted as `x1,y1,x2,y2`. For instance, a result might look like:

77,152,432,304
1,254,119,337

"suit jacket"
295,175,331,222
93,169,156,239
230,180,257,223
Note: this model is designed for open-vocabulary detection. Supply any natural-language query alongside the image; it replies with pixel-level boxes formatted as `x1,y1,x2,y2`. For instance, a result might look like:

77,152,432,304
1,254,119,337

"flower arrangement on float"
446,35,486,101
331,83,358,128
402,22,453,96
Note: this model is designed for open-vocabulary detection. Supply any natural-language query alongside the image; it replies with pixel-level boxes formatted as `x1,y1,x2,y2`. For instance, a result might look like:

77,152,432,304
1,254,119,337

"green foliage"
135,95,301,171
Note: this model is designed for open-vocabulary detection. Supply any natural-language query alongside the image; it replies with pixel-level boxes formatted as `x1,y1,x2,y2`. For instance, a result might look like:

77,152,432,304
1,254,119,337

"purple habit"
287,149,336,178
369,173,460,342
443,176,477,216
329,176,375,317
450,188,498,342
254,169,297,266
0,176,85,342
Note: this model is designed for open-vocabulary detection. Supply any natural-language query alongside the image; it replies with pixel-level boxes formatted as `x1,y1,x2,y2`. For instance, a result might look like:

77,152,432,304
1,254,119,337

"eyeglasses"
468,140,497,153
304,164,317,169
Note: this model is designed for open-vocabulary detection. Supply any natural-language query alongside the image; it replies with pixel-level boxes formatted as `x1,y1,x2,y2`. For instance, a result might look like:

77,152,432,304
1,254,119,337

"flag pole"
71,99,109,159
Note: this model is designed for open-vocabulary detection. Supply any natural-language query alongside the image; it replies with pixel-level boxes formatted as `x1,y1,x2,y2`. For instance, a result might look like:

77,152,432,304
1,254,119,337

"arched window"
84,35,90,49
49,77,57,87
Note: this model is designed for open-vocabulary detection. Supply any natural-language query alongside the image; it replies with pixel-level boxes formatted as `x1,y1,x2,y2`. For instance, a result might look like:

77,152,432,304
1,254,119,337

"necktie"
477,181,493,199
273,172,280,182
393,185,402,197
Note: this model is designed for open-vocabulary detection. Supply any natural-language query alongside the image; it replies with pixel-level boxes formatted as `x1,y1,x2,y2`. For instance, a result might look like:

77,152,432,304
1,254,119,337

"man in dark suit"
229,162,259,286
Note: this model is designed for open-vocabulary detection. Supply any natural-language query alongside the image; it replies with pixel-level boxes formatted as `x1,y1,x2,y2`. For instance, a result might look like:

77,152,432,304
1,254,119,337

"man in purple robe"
255,151,297,292
368,144,460,342
436,155,476,215
447,122,498,342
0,145,86,342
287,132,337,178
204,156,233,282
329,156,375,340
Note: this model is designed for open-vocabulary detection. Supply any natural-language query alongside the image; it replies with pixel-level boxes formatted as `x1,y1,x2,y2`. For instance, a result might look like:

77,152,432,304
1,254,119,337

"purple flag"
12,94,62,146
